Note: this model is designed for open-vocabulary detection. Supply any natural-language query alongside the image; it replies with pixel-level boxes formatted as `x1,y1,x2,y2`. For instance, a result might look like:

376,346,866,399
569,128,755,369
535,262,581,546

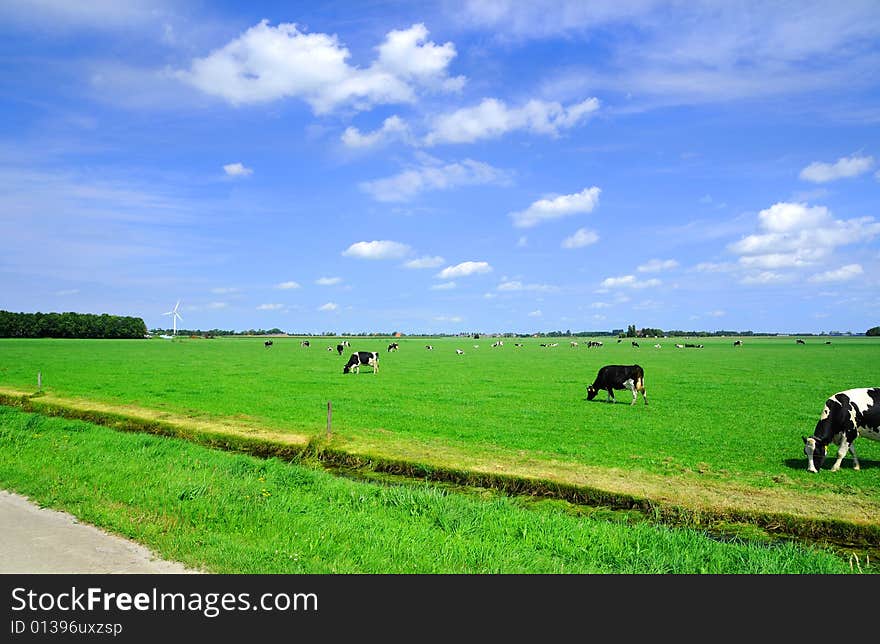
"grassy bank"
0,406,860,574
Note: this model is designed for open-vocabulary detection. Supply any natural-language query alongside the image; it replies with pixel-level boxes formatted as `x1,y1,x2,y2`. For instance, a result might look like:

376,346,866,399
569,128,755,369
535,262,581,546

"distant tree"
867,326,880,336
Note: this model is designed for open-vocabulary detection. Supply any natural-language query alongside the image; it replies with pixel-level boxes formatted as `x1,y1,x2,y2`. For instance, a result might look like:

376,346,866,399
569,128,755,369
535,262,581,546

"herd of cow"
272,338,879,474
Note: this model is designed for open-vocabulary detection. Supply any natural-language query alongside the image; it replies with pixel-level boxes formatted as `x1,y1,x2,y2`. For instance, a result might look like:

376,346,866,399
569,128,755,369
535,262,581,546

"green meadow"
0,406,857,574
1,335,879,569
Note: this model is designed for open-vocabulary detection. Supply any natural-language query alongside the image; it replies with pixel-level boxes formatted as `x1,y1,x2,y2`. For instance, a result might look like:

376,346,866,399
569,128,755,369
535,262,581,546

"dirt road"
0,490,202,574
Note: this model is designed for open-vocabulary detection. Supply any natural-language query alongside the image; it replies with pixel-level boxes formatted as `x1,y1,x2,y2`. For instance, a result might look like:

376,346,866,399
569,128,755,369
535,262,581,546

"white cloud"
341,115,411,148
528,309,543,317
177,21,462,114
207,302,228,309
404,255,445,269
496,280,557,292
424,97,599,145
728,202,880,273
211,287,239,294
318,302,338,311
342,240,411,260
599,275,661,289
511,187,600,228
561,227,599,249
376,23,465,91
693,261,736,273
436,261,492,279
434,315,463,322
799,154,875,183
638,258,679,272
257,303,284,310
276,281,301,289
361,158,509,202
808,263,863,283
223,162,252,177
740,271,791,285
315,276,342,285
431,281,456,290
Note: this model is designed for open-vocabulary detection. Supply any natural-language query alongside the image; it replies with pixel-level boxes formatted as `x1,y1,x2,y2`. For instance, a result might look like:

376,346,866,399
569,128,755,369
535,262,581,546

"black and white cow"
733,340,743,347
796,339,806,345
803,388,880,473
455,349,464,355
343,351,379,375
587,341,603,348
264,340,273,348
336,344,345,356
301,340,310,348
425,344,434,350
631,341,640,348
586,364,648,406
387,342,399,352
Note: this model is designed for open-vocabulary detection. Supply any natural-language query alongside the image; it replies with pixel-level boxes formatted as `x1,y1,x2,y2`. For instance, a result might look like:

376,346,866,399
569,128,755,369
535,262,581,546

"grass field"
0,406,858,574
1,335,879,566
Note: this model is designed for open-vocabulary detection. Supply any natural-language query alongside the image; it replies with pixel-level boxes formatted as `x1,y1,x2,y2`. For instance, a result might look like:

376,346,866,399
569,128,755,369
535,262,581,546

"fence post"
37,371,42,391
326,401,332,438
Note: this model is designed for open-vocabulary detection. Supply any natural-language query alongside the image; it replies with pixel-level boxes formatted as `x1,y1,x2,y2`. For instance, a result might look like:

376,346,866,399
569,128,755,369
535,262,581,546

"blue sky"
2,1,879,335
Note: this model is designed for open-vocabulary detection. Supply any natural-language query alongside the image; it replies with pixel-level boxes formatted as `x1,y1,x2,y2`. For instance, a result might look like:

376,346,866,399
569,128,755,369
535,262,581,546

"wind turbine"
162,300,183,338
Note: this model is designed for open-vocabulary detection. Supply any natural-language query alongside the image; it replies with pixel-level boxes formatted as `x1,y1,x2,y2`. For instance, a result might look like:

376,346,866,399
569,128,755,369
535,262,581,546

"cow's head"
586,385,599,401
802,436,826,473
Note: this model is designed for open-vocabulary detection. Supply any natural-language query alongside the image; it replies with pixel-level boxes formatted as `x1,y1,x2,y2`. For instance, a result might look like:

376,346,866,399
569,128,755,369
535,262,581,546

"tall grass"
0,406,855,574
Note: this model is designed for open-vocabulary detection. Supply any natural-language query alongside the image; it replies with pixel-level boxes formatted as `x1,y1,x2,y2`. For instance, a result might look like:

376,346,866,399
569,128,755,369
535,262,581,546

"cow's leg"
606,388,615,403
623,379,637,405
850,443,861,471
830,435,850,471
638,377,648,405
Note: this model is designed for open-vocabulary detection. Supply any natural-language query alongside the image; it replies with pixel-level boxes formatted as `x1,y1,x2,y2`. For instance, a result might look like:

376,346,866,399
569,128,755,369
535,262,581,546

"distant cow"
631,341,640,348
425,345,434,350
654,343,662,349
675,343,684,349
587,341,603,348
514,343,524,347
803,388,880,472
301,340,310,348
264,340,273,348
796,339,806,345
343,351,379,375
336,344,344,355
586,364,648,406
456,349,464,355
825,341,832,345
733,340,742,347
570,341,578,348
387,342,399,352
617,339,622,343
492,341,504,348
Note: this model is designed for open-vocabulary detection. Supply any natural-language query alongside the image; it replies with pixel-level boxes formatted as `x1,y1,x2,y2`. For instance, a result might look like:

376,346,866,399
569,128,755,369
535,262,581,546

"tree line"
0,311,147,339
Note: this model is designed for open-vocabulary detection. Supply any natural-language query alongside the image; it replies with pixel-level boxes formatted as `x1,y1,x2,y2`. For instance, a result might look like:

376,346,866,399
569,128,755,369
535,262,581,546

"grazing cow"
456,349,464,355
796,339,806,345
617,339,622,343
514,343,524,347
631,341,640,348
685,343,704,348
343,351,379,375
587,340,603,348
425,345,434,350
570,341,578,348
654,343,662,349
825,341,832,345
301,340,310,348
264,340,273,348
492,341,504,348
803,388,880,472
327,346,333,351
336,344,344,356
733,340,743,347
586,364,648,406
387,342,399,352
675,343,684,349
